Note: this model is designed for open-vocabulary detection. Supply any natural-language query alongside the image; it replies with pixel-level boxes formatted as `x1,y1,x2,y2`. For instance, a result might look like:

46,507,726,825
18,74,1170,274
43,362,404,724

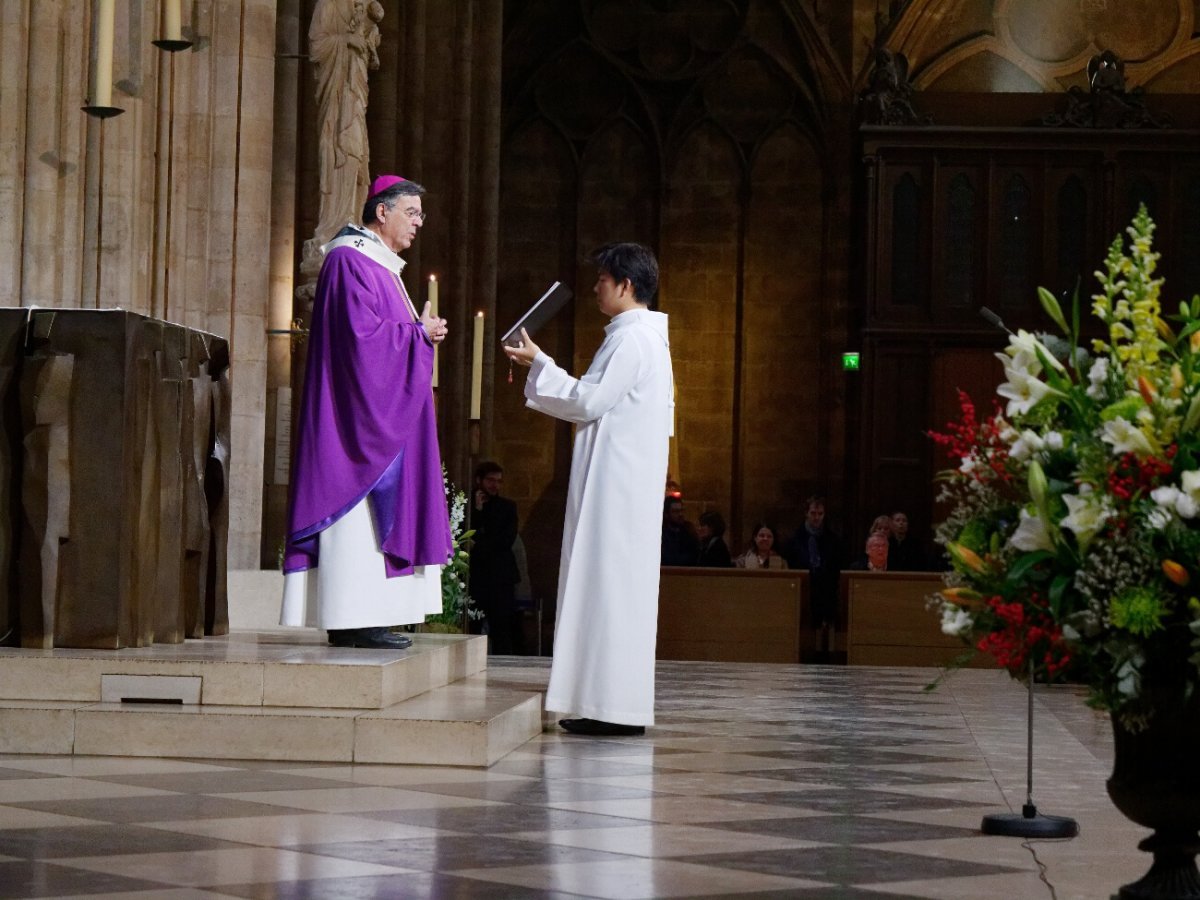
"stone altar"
1,310,230,649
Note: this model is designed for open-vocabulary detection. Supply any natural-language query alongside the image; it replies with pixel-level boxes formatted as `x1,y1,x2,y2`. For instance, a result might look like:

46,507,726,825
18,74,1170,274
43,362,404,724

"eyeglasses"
402,207,427,223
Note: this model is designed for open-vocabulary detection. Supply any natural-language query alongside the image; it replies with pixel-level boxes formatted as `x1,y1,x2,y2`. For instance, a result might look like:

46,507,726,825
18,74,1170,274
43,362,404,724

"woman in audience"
735,523,788,570
697,511,734,568
869,514,892,538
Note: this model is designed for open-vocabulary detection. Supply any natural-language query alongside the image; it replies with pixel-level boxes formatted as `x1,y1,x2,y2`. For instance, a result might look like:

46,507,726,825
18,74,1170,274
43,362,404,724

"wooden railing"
657,567,994,668
657,567,808,663
843,571,995,668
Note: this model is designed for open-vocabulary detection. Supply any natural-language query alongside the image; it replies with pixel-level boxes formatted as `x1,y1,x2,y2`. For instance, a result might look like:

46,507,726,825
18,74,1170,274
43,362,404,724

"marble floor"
0,658,1149,899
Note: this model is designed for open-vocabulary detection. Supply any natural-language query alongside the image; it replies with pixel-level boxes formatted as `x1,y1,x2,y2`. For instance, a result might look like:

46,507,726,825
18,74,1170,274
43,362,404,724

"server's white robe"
524,307,673,726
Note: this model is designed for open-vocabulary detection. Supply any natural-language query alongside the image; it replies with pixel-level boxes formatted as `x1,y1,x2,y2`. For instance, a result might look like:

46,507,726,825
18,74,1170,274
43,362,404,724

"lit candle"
470,311,484,420
429,275,439,389
92,0,116,107
163,0,182,41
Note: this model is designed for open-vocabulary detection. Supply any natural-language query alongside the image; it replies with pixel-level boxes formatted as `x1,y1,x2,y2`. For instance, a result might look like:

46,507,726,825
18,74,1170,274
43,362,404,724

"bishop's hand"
419,301,448,344
503,328,540,368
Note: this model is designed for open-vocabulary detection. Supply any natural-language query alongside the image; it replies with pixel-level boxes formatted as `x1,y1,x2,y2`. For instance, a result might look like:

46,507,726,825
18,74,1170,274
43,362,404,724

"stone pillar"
0,1,30,307
262,0,302,566
362,0,503,487
226,0,276,570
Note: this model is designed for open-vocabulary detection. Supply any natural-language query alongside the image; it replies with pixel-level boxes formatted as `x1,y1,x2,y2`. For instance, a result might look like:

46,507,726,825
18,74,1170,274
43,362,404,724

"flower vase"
1106,695,1200,899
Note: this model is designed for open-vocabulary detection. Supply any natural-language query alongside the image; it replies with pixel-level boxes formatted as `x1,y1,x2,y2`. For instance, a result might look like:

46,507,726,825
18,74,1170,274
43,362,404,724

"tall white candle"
93,0,116,107
470,311,484,419
429,275,439,389
164,0,182,41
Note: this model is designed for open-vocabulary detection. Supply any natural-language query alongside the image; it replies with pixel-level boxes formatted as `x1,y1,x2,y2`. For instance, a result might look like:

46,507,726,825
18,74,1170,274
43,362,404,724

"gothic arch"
882,0,1196,91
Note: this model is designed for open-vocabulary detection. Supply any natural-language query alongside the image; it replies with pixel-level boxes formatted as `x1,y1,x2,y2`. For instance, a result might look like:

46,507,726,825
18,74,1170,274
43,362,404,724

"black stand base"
982,805,1079,838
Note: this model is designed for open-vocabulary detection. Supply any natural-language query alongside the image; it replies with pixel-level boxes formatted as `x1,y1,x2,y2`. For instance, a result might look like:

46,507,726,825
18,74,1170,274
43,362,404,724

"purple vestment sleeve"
284,246,453,577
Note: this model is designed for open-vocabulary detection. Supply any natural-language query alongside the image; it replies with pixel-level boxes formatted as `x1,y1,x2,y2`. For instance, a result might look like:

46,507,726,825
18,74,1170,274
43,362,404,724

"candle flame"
429,274,437,281
475,311,484,317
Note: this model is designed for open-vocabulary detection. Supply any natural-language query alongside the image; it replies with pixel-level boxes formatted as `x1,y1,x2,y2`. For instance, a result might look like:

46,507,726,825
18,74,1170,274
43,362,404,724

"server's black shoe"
559,718,645,736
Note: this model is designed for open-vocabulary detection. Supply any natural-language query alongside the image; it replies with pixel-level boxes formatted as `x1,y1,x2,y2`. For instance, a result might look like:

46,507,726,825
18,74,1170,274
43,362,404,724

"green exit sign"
842,352,861,371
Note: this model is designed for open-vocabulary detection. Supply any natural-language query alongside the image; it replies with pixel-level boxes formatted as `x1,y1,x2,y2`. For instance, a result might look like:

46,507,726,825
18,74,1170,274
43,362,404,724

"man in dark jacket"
469,462,522,654
784,496,842,651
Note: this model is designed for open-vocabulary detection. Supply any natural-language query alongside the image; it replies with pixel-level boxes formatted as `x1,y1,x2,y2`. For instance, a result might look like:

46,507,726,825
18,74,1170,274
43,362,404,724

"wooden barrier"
657,567,808,663
844,571,995,668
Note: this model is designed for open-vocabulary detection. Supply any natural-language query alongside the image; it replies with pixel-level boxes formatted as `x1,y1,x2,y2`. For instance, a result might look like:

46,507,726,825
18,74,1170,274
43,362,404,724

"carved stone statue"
1042,50,1172,129
298,0,383,301
859,48,931,126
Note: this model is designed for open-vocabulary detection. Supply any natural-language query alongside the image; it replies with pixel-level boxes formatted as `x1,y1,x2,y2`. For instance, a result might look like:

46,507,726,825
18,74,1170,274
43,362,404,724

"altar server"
505,242,673,735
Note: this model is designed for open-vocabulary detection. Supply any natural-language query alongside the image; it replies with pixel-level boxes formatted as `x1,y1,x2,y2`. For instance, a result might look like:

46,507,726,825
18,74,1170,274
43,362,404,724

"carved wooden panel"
858,126,1200,562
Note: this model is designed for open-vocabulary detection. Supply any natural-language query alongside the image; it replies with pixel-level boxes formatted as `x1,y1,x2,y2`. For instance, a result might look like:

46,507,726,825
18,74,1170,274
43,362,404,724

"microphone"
979,306,1012,335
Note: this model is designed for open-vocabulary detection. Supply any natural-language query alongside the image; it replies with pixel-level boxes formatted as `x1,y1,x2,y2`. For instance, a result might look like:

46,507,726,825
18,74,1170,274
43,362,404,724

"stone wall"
0,0,275,570
495,0,853,610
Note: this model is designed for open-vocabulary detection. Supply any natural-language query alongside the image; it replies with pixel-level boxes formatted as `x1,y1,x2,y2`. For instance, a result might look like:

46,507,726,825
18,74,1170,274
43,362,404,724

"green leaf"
1049,574,1071,618
1177,321,1200,348
1183,392,1200,433
1006,551,1054,584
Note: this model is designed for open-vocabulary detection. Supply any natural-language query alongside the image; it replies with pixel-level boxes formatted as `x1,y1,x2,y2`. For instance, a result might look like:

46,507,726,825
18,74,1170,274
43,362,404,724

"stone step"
0,675,543,767
0,632,486,710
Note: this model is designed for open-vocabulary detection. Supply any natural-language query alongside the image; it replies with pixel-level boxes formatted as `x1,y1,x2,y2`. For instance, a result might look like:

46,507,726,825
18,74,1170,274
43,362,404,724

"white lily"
1044,431,1064,451
1004,330,1066,373
1181,470,1200,501
1151,485,1181,508
1009,508,1055,552
1060,492,1110,547
1009,429,1044,462
940,605,974,637
1100,417,1154,457
998,368,1059,417
995,351,1041,379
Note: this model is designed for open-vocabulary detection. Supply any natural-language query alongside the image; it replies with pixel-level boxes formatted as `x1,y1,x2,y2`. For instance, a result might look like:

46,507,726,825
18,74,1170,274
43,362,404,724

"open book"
500,282,573,347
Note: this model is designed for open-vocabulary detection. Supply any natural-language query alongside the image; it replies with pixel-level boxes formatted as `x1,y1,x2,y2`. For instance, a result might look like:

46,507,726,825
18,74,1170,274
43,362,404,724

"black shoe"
327,628,412,650
559,718,645,736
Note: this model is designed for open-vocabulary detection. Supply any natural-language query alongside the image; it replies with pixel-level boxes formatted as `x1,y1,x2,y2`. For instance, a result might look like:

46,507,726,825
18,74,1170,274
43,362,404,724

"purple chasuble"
284,244,452,577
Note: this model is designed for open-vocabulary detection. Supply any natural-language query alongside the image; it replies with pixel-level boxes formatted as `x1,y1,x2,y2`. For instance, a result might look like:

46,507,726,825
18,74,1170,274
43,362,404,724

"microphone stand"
976,307,1078,838
981,660,1078,837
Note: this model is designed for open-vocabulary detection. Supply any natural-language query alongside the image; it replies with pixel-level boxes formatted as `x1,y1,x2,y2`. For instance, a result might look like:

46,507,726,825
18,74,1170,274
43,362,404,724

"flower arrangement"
931,205,1200,730
425,466,480,630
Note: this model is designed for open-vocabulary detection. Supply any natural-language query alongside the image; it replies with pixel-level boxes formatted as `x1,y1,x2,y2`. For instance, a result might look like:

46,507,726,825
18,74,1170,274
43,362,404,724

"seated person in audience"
697,511,733,568
869,514,892,538
661,496,700,566
850,531,889,571
735,523,788,570
887,510,926,571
